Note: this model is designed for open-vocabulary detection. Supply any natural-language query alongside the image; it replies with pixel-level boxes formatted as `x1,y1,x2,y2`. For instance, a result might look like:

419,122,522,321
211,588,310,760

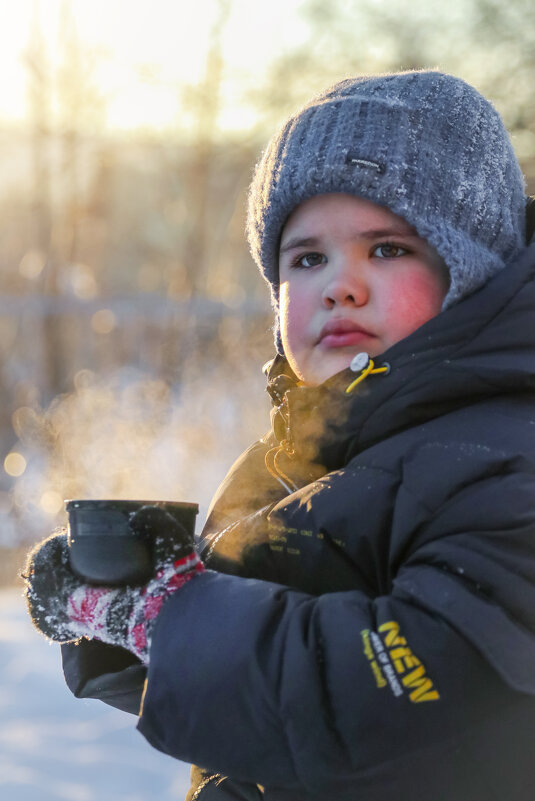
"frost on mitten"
24,506,205,665
24,530,87,642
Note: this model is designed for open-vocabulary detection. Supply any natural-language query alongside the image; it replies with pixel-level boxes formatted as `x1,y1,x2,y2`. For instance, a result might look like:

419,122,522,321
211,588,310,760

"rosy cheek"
385,272,445,332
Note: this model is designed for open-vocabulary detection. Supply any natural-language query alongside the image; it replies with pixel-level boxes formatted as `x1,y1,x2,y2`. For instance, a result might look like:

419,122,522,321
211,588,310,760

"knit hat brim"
247,71,527,337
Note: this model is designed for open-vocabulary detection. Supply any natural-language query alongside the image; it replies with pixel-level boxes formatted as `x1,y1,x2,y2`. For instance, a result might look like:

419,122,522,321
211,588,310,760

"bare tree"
57,0,106,264
25,0,62,398
180,0,232,297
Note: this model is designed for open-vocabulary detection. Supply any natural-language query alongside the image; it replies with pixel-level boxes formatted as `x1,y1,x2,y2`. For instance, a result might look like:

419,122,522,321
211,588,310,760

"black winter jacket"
63,241,535,800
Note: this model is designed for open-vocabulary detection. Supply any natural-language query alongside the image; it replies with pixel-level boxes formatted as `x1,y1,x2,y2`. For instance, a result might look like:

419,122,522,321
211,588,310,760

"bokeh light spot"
19,249,46,280
4,452,27,477
39,490,64,516
91,309,117,334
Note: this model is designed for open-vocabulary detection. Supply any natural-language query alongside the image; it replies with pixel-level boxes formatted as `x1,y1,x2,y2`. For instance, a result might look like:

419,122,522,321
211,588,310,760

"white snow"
0,588,191,801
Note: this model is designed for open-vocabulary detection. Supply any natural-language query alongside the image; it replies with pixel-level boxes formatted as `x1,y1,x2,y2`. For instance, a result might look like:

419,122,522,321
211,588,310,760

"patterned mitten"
23,505,205,665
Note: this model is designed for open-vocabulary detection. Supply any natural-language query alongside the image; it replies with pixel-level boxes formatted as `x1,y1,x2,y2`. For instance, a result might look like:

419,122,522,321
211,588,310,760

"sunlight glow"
0,0,308,134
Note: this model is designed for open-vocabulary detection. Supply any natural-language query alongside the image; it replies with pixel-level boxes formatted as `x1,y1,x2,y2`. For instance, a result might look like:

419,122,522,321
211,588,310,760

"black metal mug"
66,499,199,586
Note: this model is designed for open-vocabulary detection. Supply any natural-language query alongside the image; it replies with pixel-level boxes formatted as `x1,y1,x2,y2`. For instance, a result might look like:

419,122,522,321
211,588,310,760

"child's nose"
321,260,368,308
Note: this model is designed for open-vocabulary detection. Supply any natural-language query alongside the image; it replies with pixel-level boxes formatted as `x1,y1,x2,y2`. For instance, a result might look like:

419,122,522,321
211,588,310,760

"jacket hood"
267,241,535,472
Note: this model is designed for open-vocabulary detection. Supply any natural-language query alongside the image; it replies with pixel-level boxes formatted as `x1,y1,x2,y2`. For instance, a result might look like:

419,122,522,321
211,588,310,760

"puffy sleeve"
137,428,535,797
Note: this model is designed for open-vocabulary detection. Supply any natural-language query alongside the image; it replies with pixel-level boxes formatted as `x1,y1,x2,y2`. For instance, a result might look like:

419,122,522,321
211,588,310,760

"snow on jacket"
63,241,535,800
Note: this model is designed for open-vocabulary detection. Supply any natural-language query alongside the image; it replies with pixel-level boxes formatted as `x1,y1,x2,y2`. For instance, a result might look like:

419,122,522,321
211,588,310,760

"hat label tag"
346,154,385,174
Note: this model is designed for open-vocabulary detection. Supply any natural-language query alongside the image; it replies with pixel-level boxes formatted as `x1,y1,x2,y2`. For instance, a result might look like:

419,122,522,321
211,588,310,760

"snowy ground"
0,588,191,801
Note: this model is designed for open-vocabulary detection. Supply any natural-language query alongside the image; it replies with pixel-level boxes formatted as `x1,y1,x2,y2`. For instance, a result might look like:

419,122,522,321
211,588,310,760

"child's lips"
317,319,374,348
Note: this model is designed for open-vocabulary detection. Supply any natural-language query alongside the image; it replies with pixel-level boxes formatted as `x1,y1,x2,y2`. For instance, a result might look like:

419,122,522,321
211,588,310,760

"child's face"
278,193,450,387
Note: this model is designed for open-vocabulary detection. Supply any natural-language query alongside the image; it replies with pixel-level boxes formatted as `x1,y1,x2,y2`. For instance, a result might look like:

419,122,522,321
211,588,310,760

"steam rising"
4,361,269,546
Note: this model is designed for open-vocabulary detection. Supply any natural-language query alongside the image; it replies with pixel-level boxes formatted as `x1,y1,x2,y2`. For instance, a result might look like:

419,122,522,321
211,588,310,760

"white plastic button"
350,352,370,372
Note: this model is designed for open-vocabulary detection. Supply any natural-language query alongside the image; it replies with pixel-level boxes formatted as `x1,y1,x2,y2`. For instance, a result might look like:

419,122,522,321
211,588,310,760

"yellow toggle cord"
265,443,299,494
345,358,389,394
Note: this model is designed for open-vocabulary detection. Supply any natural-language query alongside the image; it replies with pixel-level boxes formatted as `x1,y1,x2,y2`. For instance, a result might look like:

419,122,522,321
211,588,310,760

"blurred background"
0,0,535,570
1,1,534,799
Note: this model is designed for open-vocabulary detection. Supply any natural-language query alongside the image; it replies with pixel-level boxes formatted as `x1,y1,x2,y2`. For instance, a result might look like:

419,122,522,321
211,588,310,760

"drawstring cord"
345,354,390,394
265,443,299,494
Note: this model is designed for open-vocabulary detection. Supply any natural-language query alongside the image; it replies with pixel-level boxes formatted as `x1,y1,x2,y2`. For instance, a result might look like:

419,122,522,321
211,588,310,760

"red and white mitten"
24,506,204,665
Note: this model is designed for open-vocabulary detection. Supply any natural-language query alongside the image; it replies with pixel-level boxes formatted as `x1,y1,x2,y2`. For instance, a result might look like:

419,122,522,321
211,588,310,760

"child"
24,71,535,800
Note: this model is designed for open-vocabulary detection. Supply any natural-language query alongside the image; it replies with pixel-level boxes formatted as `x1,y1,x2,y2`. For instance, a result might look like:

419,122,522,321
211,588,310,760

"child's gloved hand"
23,506,205,665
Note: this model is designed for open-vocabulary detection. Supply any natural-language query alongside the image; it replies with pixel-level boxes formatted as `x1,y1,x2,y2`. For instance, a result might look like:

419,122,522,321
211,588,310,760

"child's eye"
372,243,408,259
291,252,327,269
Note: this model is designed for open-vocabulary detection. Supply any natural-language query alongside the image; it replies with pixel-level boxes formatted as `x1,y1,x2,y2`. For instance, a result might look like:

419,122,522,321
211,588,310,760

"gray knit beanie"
246,70,527,353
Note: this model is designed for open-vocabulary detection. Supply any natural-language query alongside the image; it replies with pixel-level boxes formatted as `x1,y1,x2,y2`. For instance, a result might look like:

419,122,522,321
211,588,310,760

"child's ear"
526,196,535,244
